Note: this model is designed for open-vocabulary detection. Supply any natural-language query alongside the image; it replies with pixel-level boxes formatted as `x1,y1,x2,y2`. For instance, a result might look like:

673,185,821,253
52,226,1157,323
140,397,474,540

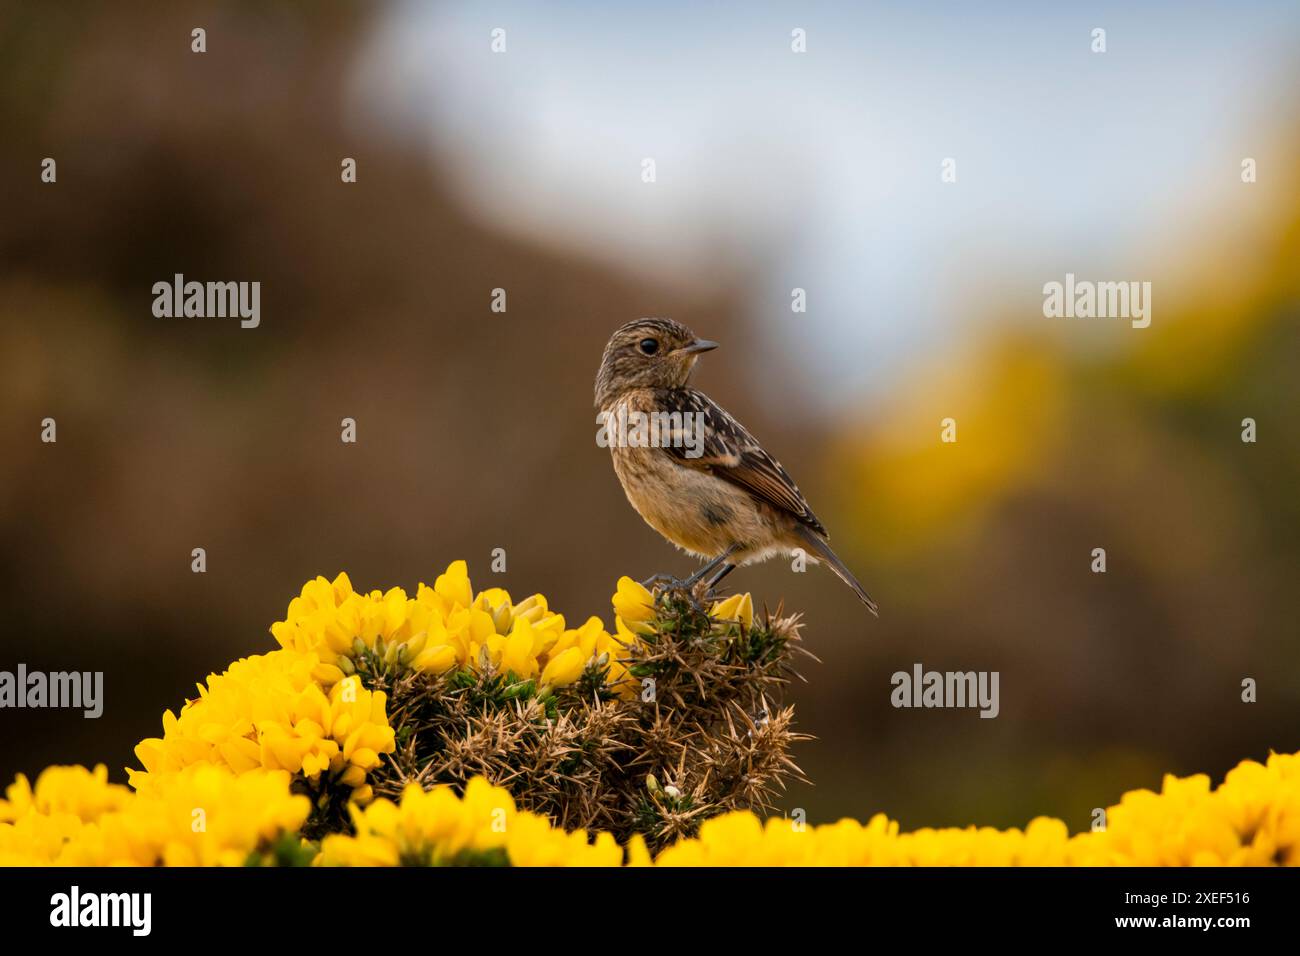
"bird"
594,317,878,615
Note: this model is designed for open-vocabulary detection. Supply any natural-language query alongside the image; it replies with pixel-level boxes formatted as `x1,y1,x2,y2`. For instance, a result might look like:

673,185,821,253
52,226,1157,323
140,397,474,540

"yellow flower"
1070,751,1300,866
612,576,656,635
504,812,624,867
500,619,539,680
624,833,653,867
710,592,754,630
131,648,395,803
0,765,130,866
270,563,620,699
431,560,473,614
411,643,458,675
649,810,1073,867
549,615,637,699
0,764,129,824
15,561,1299,869
0,810,88,866
645,751,1300,867
76,766,310,866
539,647,585,690
0,765,307,866
272,564,463,678
316,776,622,867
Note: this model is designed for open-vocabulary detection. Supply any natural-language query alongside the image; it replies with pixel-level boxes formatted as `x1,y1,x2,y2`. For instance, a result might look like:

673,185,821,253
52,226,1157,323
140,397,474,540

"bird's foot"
690,578,727,606
639,573,716,615
640,572,690,592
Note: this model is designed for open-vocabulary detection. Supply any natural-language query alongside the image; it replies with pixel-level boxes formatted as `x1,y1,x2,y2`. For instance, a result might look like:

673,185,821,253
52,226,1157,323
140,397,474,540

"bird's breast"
607,442,762,559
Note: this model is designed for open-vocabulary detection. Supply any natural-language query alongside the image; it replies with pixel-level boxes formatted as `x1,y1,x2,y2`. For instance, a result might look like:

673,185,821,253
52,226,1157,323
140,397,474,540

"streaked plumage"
595,318,878,615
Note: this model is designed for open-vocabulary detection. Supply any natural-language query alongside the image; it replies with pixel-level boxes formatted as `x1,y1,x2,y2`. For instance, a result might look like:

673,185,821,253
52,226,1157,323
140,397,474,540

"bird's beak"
676,339,719,356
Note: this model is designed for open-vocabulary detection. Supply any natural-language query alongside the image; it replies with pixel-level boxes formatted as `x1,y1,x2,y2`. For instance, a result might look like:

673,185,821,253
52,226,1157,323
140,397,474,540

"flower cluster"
1,764,309,866
272,562,637,698
317,777,622,867
1070,749,1300,866
1,562,1294,867
614,575,754,635
132,646,395,805
9,748,1295,866
647,750,1300,866
0,765,130,866
645,811,1075,866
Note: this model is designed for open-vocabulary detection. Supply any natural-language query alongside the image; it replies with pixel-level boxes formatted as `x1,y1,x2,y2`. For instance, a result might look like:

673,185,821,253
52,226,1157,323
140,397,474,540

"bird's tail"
794,525,879,617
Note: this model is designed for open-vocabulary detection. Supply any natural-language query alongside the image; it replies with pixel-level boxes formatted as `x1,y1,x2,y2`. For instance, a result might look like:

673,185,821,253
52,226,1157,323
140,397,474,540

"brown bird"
595,318,878,614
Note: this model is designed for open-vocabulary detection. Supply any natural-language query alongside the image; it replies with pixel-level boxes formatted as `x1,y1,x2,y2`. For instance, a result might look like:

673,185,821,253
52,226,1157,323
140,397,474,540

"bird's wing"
655,388,828,536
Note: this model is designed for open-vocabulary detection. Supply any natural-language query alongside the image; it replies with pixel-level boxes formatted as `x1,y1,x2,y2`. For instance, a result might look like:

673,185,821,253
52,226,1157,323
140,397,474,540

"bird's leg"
681,547,737,590
681,547,741,606
641,547,737,596
703,562,737,591
690,561,737,603
639,571,688,590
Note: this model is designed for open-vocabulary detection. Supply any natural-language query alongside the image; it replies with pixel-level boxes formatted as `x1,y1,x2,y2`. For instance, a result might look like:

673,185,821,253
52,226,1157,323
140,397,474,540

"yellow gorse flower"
651,751,1300,866
0,763,129,824
131,648,395,803
69,766,310,867
710,592,754,630
612,576,657,636
271,561,634,696
2,563,1295,868
316,777,622,867
0,764,308,866
10,752,1298,866
0,764,130,866
615,574,756,633
1070,750,1300,866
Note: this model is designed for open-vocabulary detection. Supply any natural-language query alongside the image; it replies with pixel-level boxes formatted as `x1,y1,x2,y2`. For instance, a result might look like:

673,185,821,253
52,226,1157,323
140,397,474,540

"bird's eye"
638,338,659,355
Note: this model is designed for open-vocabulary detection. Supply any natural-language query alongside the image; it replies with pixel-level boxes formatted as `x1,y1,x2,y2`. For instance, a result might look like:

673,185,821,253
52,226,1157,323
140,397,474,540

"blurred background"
1,0,1297,831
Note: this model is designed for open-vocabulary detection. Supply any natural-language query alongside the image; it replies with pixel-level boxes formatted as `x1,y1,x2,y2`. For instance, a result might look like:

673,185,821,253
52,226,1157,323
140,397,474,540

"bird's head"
594,318,718,408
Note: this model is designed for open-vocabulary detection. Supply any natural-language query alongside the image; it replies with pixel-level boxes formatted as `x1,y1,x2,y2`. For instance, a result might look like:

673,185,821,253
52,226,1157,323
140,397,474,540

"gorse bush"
262,563,805,845
1,562,1296,866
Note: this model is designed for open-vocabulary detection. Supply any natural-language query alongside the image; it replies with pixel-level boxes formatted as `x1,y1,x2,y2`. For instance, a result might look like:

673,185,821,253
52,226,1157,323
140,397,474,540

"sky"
351,0,1300,415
